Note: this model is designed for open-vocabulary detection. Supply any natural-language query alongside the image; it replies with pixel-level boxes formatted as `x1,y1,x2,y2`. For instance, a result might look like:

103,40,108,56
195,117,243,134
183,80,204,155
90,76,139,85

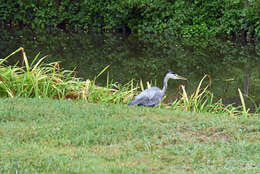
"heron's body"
128,72,186,107
128,87,163,107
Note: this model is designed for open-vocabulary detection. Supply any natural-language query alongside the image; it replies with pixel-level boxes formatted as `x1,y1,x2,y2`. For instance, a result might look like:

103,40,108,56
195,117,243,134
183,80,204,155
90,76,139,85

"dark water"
1,28,260,108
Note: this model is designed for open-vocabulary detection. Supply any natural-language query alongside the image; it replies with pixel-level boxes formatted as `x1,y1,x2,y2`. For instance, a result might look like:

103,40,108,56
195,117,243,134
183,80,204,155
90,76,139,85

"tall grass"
0,48,137,103
171,75,256,116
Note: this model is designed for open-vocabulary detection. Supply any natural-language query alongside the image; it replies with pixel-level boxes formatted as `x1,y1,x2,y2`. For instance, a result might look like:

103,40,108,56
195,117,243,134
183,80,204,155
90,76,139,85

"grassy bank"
0,98,259,173
1,48,259,116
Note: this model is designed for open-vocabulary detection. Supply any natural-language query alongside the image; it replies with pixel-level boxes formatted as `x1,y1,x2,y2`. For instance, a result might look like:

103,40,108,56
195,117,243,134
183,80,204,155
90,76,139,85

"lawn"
0,98,259,173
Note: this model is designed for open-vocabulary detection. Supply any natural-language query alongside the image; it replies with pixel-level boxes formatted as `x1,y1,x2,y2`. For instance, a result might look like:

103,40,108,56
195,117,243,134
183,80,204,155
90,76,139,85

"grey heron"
128,72,187,107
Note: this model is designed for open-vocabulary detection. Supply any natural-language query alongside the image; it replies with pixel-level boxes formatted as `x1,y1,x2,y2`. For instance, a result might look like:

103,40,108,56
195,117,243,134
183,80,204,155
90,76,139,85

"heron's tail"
128,99,138,106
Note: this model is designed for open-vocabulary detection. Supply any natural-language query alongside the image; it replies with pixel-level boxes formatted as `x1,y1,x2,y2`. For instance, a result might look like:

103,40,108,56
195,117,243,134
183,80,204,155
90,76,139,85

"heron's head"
167,72,187,80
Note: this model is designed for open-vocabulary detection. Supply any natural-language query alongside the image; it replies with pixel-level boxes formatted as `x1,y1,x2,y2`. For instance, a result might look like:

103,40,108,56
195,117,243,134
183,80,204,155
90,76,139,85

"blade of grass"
238,88,248,115
95,65,110,79
30,52,41,67
21,48,30,72
194,75,210,102
147,81,152,89
0,47,23,65
140,79,144,91
32,55,49,71
180,85,189,105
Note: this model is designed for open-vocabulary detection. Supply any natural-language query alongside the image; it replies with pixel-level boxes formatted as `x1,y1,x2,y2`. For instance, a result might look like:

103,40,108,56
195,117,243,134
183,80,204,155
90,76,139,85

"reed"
238,88,250,116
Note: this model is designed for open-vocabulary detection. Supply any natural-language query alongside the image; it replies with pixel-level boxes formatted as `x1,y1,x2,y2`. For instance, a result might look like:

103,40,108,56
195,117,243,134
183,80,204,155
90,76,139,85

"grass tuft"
0,48,137,104
170,75,254,116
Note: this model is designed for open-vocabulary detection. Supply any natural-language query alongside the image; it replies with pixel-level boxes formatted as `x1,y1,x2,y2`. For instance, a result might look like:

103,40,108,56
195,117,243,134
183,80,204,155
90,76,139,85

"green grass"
0,98,259,173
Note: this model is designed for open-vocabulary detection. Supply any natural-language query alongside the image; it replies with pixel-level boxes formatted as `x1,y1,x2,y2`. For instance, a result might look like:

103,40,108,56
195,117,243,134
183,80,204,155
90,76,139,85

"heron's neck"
162,76,169,96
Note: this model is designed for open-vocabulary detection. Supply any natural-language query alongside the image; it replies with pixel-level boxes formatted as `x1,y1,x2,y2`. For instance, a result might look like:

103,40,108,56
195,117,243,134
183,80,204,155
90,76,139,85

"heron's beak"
176,75,187,80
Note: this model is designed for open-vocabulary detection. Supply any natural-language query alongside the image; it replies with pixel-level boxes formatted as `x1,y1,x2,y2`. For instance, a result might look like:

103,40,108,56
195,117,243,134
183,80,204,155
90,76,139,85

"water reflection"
0,28,260,108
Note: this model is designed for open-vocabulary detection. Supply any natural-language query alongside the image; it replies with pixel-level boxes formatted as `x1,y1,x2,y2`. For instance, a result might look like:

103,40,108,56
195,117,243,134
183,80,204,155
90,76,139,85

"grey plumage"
128,72,187,107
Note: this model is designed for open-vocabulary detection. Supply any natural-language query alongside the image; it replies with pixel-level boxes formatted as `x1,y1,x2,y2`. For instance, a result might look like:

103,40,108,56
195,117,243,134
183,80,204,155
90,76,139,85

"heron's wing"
133,87,163,107
135,87,162,100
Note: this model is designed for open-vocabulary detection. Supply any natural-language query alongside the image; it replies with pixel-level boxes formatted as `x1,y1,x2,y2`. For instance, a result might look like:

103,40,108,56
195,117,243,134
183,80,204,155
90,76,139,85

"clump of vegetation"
171,75,258,116
0,48,136,103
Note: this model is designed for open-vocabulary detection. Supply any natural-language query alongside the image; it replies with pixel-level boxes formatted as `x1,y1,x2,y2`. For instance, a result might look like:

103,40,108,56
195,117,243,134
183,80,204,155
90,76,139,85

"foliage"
0,0,259,39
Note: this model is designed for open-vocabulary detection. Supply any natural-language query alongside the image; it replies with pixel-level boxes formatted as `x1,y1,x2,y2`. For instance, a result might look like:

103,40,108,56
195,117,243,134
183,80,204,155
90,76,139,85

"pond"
1,28,260,109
